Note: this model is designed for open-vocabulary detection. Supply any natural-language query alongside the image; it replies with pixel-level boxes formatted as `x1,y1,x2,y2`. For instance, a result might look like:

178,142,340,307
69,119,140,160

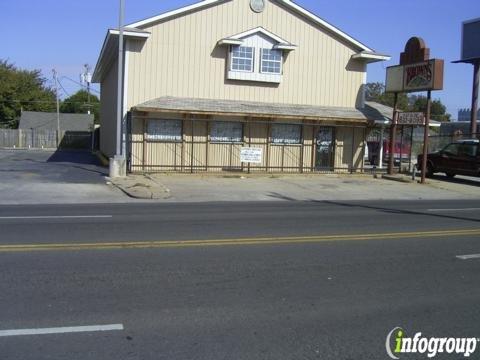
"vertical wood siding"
100,58,119,157
126,0,366,109
130,115,364,173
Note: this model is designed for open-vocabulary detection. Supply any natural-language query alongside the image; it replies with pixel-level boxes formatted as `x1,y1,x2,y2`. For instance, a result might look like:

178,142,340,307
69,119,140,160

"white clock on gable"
250,0,266,13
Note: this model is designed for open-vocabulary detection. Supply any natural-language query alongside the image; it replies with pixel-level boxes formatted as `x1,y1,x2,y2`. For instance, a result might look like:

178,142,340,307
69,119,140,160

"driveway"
0,149,130,204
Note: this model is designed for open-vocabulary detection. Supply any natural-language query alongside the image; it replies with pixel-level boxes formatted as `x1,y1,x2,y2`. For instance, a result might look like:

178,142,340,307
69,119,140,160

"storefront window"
146,119,182,141
210,121,243,143
271,124,301,144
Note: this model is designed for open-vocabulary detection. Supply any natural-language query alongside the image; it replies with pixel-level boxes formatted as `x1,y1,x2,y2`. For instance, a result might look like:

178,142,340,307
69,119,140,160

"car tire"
445,172,456,178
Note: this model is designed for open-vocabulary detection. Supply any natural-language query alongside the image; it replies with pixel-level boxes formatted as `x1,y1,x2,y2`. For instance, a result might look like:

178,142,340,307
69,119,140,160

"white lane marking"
0,324,124,337
456,254,480,260
427,208,480,212
0,215,112,220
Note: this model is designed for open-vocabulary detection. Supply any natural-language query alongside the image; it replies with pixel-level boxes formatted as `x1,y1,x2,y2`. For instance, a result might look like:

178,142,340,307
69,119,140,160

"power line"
60,76,100,94
0,99,99,106
57,78,71,97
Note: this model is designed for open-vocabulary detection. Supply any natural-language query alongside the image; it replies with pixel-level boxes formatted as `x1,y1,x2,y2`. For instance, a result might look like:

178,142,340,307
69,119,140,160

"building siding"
100,58,119,157
130,115,364,173
126,0,366,110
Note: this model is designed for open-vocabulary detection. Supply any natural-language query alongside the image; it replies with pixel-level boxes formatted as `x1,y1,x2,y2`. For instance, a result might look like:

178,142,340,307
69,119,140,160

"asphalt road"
0,199,479,359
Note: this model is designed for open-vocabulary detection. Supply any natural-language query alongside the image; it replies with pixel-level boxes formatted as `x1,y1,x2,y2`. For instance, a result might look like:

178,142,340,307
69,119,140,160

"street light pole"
110,0,126,177
116,0,124,157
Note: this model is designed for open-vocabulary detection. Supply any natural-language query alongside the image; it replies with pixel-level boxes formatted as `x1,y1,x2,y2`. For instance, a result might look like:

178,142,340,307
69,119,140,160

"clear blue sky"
1,0,478,119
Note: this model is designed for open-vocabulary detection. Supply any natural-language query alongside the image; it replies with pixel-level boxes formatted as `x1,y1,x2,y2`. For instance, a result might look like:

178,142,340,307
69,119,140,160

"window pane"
271,124,301,144
210,121,243,143
146,119,182,141
231,46,254,72
261,49,282,74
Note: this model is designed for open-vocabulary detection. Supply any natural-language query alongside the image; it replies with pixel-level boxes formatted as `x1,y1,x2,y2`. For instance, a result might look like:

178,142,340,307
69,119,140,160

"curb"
381,174,414,183
107,175,171,200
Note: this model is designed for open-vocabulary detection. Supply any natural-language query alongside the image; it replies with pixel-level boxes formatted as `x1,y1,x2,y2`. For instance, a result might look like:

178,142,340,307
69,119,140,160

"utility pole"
52,69,61,147
81,64,92,115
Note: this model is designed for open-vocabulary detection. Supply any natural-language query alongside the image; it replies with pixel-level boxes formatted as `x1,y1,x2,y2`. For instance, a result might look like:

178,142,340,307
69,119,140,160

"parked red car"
367,140,411,165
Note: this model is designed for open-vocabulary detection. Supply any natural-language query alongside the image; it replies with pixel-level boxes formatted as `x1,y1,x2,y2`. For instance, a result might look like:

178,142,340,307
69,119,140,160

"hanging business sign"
397,112,426,125
386,59,444,93
240,147,263,163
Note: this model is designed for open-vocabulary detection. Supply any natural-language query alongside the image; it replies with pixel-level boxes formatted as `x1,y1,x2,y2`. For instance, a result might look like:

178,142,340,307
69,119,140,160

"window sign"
210,121,243,143
146,119,182,141
271,124,301,144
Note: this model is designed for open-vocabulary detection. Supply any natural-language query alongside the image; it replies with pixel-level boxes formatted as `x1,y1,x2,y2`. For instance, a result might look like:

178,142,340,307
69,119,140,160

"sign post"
385,37,444,183
452,18,480,135
388,93,398,175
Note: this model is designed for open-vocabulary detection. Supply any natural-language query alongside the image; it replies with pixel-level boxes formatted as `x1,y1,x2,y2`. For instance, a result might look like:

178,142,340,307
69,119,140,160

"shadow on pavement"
430,174,480,187
47,150,102,166
318,200,480,224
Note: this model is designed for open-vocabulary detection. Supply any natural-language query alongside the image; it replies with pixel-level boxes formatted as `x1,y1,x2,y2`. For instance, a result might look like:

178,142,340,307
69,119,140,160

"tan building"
93,0,391,173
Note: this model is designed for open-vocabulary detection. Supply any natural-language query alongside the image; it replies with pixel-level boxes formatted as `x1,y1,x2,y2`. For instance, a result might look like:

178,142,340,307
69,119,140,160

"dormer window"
261,49,282,74
218,27,296,84
231,46,254,72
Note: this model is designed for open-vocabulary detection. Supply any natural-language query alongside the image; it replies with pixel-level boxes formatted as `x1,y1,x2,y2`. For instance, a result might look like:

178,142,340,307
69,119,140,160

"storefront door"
316,127,335,170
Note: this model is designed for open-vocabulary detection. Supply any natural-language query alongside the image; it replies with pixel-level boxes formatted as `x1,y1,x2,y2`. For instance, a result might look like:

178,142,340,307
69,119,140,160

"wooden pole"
420,90,431,184
388,93,398,175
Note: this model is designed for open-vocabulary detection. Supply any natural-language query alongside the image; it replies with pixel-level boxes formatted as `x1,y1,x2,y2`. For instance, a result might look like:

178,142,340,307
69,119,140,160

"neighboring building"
458,108,480,122
19,111,94,132
93,0,390,173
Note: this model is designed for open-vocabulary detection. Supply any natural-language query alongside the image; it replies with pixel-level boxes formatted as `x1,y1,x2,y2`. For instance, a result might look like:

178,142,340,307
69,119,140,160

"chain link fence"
366,127,479,174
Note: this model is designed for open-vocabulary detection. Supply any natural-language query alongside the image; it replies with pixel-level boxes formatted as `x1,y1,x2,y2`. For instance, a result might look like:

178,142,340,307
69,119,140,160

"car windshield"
441,143,460,156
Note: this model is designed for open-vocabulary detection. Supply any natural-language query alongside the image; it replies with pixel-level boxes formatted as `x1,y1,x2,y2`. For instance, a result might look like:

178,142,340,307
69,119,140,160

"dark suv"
417,139,480,178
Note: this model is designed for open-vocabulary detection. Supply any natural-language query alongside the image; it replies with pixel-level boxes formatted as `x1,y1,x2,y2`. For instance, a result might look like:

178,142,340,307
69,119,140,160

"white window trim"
229,46,255,73
228,44,283,83
260,48,283,75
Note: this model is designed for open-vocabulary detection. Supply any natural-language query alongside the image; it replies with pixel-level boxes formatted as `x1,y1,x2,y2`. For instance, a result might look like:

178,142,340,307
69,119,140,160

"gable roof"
19,111,94,132
92,28,151,82
218,27,297,49
127,0,374,52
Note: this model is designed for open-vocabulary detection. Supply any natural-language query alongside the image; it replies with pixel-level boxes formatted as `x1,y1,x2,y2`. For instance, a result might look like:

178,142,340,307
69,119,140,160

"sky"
1,0,478,120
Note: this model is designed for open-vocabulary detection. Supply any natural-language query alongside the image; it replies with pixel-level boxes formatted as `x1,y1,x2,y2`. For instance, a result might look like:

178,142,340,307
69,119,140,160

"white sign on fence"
240,147,263,164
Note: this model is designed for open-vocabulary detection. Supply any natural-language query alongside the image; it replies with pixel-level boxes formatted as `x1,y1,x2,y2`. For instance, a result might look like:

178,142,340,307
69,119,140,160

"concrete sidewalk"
110,172,480,202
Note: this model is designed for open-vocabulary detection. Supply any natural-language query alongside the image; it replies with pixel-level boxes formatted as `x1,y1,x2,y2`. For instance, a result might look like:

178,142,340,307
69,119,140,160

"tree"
410,96,451,122
365,82,409,110
0,60,56,128
365,82,384,101
60,90,100,123
365,82,451,121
